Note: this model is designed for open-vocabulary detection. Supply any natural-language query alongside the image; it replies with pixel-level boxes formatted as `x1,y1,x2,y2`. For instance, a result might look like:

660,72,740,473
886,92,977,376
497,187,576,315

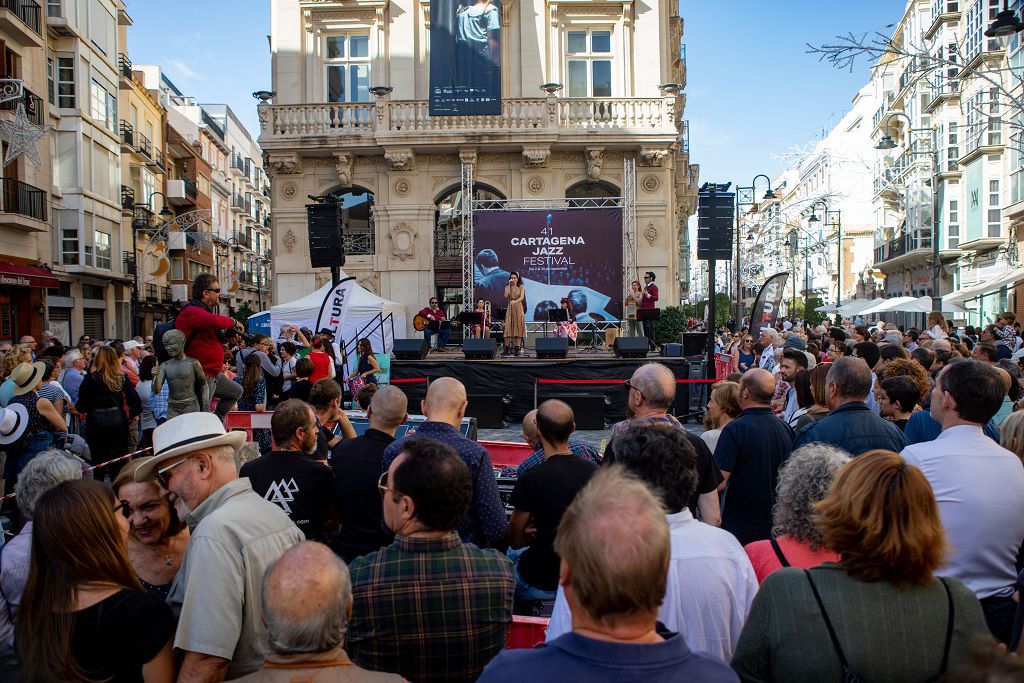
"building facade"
263,0,697,329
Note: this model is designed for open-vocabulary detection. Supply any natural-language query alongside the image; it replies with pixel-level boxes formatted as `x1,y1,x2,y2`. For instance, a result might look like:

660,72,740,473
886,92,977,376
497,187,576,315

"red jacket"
175,302,235,378
308,350,333,384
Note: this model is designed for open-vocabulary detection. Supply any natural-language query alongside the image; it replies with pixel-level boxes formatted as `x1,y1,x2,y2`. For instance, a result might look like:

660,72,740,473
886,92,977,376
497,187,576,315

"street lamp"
986,1,1024,41
735,174,776,323
807,200,843,314
131,192,173,336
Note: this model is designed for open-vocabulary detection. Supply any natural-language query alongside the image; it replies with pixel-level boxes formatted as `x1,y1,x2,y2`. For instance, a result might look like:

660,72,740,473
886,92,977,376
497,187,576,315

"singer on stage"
640,271,659,349
503,271,525,356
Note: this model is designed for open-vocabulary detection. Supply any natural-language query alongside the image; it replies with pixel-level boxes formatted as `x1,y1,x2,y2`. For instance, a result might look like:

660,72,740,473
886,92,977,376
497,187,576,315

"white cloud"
168,59,204,82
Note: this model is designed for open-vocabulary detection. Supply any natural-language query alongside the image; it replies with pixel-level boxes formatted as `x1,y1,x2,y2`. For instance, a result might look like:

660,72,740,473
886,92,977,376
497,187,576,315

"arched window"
327,186,374,255
434,183,506,257
566,180,620,203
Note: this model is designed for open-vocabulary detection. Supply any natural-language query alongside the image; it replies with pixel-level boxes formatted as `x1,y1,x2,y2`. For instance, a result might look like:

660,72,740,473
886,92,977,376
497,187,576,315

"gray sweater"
731,563,987,682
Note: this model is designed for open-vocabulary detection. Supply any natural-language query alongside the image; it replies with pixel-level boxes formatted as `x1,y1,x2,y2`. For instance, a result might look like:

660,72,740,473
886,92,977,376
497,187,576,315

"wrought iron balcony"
874,231,932,265
0,88,43,124
0,0,41,36
0,177,45,221
343,230,374,255
121,185,135,210
118,52,132,80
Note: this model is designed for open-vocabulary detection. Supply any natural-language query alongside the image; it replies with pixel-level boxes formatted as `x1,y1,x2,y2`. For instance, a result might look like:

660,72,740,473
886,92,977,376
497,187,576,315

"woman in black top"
16,478,175,682
76,346,141,481
350,337,380,386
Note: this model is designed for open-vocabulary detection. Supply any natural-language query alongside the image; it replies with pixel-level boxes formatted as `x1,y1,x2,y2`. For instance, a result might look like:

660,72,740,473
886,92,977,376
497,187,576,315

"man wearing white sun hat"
135,411,303,680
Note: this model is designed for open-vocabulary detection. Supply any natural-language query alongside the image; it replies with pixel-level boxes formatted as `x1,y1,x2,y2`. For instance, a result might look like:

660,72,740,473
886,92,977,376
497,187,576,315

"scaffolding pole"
623,158,637,297
460,160,475,338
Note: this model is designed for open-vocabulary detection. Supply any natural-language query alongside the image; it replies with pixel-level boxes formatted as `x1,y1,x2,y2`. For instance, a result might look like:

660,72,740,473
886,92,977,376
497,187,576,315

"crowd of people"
2,273,1024,681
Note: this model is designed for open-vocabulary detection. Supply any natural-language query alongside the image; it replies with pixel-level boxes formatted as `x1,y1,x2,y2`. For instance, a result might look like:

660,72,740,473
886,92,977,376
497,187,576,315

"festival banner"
473,209,623,322
749,272,790,339
429,0,502,115
315,276,359,341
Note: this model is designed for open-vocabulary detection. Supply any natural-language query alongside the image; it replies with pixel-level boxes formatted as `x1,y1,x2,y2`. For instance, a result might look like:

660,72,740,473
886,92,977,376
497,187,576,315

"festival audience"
234,353,272,453
731,450,988,681
778,348,808,425
135,355,167,449
508,399,598,602
331,385,408,563
307,335,335,383
282,356,314,402
792,357,907,454
701,380,741,452
135,412,304,679
348,438,514,682
793,363,831,431
59,348,87,404
16,479,177,682
549,423,757,661
998,409,1024,464
308,378,356,461
76,345,140,481
112,458,190,600
878,375,918,431
901,359,1024,644
742,444,846,582
714,368,794,545
481,466,739,682
517,407,600,475
5,362,67,485
240,399,336,540
382,377,508,546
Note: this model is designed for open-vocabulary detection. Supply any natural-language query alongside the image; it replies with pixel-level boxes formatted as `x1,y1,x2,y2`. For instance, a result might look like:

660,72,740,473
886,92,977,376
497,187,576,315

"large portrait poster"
474,209,623,322
429,0,502,115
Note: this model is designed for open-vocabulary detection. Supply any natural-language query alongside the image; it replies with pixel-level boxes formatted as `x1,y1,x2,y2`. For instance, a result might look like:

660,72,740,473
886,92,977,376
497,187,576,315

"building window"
94,230,111,269
566,29,612,97
47,57,54,106
324,34,370,103
988,178,1002,237
171,257,183,281
948,199,959,248
61,228,79,265
90,78,116,132
947,122,959,170
56,56,74,108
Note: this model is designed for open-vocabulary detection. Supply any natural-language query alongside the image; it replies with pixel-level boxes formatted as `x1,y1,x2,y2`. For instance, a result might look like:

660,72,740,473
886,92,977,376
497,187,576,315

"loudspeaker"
463,338,497,360
682,332,708,357
661,343,684,357
614,337,649,359
393,338,429,360
535,337,569,359
466,393,504,428
306,202,345,269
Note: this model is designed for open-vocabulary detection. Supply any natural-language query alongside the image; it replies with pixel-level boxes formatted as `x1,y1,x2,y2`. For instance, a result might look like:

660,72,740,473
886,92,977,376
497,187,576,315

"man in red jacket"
175,273,244,419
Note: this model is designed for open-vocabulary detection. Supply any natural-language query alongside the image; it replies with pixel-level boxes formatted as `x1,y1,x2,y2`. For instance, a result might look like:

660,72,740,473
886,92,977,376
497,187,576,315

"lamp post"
734,174,776,323
807,202,843,315
131,192,173,337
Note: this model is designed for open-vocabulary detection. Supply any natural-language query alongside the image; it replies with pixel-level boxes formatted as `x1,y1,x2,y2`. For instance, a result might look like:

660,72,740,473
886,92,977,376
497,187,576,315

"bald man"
607,362,724,526
518,407,600,476
713,368,795,545
237,541,402,682
381,377,508,545
332,386,410,563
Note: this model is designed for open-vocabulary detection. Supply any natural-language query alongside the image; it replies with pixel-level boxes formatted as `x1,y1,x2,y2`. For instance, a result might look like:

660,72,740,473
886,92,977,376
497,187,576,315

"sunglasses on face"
155,455,195,489
205,288,221,294
624,380,645,400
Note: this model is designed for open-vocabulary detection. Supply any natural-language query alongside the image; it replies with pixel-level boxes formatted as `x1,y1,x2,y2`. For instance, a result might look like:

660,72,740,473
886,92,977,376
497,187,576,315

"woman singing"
503,271,526,356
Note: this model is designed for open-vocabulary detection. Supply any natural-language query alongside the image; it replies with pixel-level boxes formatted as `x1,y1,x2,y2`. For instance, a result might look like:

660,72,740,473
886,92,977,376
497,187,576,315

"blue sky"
125,0,901,183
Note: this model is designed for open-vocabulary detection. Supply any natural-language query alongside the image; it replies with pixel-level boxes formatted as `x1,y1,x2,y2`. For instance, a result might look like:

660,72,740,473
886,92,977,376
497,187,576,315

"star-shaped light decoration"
0,102,47,167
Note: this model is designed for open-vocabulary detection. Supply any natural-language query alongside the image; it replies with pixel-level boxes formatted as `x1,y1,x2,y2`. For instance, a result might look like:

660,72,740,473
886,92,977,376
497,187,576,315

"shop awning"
945,266,1024,305
0,262,58,289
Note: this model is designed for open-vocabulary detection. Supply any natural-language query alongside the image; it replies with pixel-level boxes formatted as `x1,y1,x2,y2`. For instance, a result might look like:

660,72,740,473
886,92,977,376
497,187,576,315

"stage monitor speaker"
614,337,650,359
306,202,345,269
466,393,504,428
661,343,684,357
682,332,708,357
463,338,497,360
393,338,429,360
535,337,569,359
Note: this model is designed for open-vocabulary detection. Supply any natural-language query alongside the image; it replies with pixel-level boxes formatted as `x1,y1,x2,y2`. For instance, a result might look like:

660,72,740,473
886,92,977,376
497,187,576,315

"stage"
390,351,710,427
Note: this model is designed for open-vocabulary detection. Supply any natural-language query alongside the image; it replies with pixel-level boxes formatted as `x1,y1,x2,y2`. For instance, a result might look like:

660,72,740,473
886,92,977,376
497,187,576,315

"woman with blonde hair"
15,478,175,682
75,346,141,481
0,345,33,407
999,410,1024,464
701,381,741,453
733,450,988,681
929,311,950,340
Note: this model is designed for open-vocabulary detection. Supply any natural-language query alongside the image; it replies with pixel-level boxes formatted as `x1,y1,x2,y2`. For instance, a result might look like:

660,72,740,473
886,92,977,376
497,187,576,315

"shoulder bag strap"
770,538,791,567
805,570,851,674
938,577,956,675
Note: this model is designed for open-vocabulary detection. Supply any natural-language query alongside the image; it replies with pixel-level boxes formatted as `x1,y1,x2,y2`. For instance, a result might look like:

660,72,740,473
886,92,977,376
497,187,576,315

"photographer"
174,273,244,419
234,334,283,408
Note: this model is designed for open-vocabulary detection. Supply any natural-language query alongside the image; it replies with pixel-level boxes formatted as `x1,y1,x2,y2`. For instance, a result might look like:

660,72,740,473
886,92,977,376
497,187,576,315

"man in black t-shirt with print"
508,399,598,601
240,399,336,540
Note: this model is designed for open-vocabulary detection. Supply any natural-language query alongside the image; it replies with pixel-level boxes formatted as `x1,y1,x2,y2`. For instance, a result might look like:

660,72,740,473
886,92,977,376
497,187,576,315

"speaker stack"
613,337,650,359
535,337,569,359
306,202,345,269
393,338,430,360
463,338,498,360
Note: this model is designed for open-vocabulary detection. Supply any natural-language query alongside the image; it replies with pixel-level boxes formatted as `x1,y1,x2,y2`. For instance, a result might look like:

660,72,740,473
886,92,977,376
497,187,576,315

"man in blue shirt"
478,467,737,683
382,376,508,546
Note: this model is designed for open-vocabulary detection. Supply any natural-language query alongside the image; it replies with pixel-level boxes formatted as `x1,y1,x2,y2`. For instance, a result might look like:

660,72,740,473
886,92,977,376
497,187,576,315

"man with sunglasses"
417,297,450,352
174,273,245,419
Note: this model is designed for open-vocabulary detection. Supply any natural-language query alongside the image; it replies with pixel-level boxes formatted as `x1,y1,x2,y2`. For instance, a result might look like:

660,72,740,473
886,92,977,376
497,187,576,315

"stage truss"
623,158,637,301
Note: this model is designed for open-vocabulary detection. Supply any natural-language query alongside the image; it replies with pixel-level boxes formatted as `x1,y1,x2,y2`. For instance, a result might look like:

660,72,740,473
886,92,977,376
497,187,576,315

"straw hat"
9,361,46,396
134,412,246,483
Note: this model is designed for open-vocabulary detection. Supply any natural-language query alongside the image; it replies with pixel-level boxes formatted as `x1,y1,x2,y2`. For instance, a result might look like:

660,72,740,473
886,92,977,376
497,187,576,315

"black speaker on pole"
393,338,430,360
614,337,650,359
682,332,708,357
463,338,498,359
535,337,569,359
306,202,345,269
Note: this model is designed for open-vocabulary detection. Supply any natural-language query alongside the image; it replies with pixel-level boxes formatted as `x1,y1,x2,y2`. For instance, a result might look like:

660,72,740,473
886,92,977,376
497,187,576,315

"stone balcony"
257,94,683,152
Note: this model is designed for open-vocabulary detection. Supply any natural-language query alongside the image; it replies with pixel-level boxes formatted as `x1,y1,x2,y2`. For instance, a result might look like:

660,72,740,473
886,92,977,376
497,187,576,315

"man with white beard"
135,411,303,681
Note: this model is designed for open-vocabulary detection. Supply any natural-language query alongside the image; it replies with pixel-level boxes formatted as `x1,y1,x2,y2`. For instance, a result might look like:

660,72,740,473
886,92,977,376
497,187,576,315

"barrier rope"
536,378,716,385
0,446,154,501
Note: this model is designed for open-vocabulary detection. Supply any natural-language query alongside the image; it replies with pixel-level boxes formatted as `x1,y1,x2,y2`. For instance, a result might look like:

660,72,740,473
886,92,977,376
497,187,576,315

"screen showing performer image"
473,208,623,322
429,0,501,115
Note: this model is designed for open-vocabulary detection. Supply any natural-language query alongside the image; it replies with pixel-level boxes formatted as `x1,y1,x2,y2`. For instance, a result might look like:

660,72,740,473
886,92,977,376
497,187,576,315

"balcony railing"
343,230,374,256
201,109,225,140
136,132,152,159
260,96,679,141
119,120,134,146
121,185,135,210
0,0,41,35
160,286,172,303
0,177,46,221
118,52,132,80
149,147,165,171
874,231,932,264
145,283,157,301
0,88,43,124
181,177,197,200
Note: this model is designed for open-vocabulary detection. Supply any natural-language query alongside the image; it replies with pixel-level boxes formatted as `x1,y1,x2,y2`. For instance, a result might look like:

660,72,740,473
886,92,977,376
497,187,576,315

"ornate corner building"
263,0,698,322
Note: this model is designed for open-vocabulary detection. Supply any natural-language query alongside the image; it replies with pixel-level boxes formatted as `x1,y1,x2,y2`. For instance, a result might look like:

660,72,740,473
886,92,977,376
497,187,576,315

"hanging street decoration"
0,102,48,167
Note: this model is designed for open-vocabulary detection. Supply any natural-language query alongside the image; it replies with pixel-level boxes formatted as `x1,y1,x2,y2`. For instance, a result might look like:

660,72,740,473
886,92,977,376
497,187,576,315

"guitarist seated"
416,297,450,351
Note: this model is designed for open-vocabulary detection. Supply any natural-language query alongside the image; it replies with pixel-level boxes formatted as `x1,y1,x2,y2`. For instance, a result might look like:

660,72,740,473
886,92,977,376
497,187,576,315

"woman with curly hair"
878,357,931,408
743,443,848,583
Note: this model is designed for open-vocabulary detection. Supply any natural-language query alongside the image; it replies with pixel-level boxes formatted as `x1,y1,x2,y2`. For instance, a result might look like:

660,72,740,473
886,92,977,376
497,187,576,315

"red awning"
0,262,58,289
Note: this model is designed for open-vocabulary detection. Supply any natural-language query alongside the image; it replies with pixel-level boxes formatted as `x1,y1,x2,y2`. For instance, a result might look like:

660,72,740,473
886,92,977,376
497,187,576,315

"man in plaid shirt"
348,438,515,683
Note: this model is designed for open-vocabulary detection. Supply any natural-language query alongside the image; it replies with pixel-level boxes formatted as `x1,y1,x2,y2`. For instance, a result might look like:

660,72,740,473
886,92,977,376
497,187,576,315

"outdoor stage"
390,351,711,427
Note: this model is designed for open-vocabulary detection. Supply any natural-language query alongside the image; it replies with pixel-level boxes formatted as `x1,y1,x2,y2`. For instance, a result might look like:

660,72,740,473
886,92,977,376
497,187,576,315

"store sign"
0,274,29,287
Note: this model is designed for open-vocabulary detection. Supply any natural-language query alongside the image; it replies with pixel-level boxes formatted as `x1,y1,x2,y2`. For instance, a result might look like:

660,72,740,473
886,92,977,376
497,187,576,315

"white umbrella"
838,299,882,316
815,304,837,313
857,296,921,317
895,296,970,315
